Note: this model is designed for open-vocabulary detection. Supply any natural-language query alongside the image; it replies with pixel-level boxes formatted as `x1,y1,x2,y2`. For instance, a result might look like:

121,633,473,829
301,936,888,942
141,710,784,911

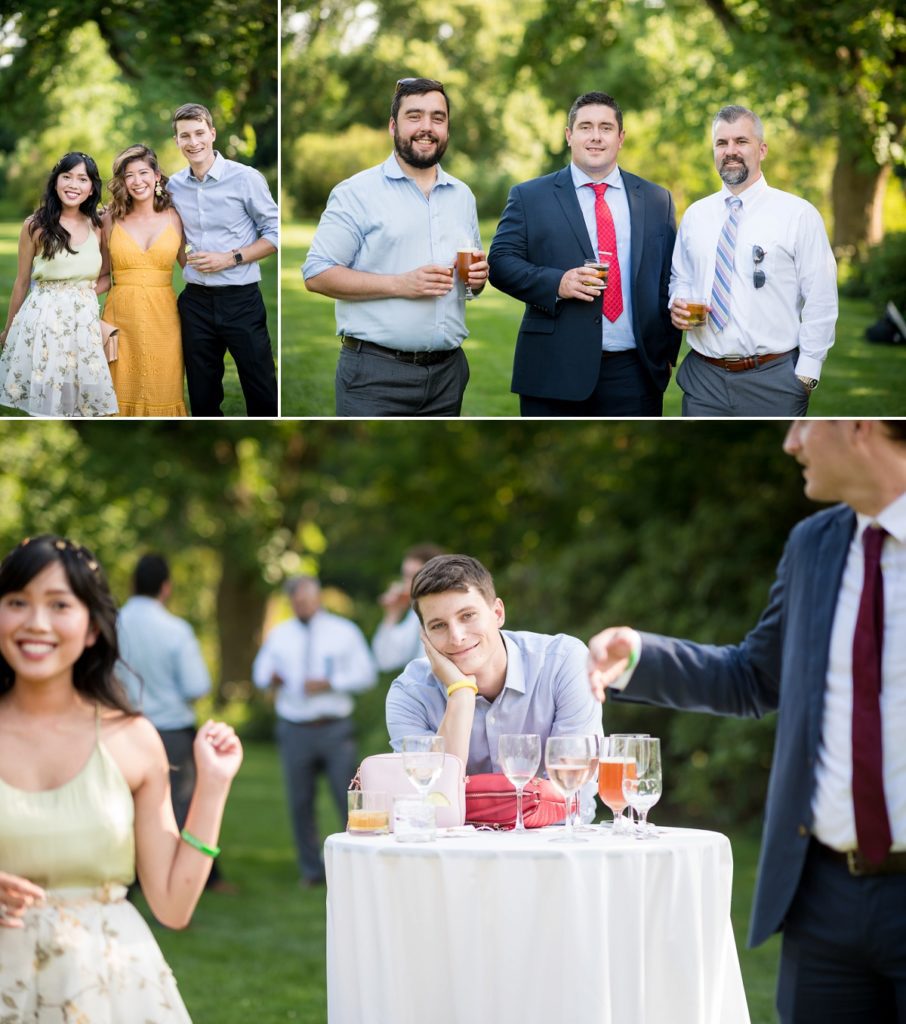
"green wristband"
180,828,221,858
626,647,638,671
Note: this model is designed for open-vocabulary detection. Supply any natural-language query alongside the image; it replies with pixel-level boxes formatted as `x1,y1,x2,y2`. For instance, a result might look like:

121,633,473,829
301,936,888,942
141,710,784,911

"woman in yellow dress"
101,145,187,416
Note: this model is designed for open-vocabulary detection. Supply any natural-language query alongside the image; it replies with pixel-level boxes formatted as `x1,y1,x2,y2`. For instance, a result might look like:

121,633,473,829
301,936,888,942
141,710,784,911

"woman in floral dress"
0,152,117,416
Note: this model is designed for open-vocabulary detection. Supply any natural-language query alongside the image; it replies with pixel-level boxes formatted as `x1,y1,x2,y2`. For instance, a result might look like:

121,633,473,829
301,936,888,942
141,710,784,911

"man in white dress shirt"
372,542,444,672
252,575,376,886
670,105,838,416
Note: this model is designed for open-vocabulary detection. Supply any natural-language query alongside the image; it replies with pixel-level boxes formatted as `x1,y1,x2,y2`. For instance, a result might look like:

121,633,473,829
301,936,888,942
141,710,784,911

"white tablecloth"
325,825,750,1024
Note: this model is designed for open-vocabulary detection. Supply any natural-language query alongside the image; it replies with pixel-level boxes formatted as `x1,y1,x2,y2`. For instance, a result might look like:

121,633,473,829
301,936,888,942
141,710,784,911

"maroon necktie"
584,182,623,322
851,525,893,864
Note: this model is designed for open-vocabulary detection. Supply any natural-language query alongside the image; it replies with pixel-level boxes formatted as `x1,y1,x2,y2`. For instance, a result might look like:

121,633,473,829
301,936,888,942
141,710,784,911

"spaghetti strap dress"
0,712,192,1022
104,220,187,417
0,231,118,417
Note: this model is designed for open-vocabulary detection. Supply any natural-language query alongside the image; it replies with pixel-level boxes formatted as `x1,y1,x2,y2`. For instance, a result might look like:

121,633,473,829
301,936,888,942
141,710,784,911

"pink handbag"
464,774,567,830
354,752,466,829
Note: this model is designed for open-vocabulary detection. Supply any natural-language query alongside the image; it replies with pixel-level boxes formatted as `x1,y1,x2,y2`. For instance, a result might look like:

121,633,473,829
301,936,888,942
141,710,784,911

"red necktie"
584,182,623,322
851,525,893,864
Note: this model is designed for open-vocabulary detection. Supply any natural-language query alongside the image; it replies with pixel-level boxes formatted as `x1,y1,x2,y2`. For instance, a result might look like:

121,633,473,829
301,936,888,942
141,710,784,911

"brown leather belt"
814,840,906,877
693,349,793,372
342,335,456,366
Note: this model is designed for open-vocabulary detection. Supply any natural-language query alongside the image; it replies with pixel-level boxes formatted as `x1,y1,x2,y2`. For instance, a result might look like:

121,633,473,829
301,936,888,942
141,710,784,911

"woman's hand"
0,871,45,928
193,720,243,785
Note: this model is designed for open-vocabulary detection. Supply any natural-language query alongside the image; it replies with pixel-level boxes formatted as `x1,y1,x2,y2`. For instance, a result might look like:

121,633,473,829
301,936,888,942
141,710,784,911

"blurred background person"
372,542,444,672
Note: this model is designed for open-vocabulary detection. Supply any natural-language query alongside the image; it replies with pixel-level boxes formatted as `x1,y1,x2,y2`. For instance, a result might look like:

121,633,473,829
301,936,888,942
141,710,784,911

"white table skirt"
325,825,750,1024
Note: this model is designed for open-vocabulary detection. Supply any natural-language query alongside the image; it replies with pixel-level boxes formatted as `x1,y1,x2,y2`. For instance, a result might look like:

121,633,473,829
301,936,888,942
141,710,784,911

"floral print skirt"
0,884,192,1023
0,281,118,417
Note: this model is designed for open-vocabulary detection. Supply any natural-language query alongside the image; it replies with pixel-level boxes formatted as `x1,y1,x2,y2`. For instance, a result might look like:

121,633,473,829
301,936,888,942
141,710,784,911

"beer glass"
456,246,479,300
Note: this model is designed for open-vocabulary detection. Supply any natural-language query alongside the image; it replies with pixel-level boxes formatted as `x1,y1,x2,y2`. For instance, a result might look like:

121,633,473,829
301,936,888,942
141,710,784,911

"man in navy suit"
488,91,680,416
587,419,906,1023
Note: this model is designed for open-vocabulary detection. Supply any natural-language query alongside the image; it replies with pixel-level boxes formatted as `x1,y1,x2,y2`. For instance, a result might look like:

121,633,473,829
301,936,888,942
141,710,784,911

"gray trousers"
276,716,357,882
678,349,810,417
335,343,469,416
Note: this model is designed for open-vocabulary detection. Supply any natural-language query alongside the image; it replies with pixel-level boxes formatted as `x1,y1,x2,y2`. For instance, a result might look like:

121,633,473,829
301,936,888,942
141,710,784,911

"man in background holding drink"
669,105,837,416
386,554,602,818
372,542,445,672
303,78,488,417
587,420,906,1022
488,91,680,416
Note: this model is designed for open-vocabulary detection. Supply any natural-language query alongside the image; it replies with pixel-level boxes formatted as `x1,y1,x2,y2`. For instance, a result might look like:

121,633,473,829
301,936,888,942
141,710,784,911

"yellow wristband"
446,679,478,698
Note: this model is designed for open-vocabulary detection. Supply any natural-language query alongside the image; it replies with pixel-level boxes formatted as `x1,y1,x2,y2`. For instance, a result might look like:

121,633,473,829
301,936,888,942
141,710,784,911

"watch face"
233,251,243,264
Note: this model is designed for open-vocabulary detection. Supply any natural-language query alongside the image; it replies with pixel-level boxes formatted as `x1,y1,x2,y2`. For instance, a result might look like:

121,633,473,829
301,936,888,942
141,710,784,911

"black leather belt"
814,840,906,877
294,717,347,728
341,335,456,366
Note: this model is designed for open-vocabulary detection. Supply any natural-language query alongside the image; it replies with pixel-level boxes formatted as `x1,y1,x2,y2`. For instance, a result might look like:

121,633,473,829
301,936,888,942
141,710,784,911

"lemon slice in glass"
427,792,451,807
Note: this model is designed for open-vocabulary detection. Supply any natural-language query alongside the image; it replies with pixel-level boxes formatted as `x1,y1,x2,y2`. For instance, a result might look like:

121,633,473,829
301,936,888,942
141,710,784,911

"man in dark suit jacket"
488,91,681,416
587,419,906,1023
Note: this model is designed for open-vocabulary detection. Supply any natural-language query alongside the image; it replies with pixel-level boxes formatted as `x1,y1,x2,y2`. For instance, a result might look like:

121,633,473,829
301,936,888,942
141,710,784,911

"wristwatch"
232,249,244,264
796,375,819,391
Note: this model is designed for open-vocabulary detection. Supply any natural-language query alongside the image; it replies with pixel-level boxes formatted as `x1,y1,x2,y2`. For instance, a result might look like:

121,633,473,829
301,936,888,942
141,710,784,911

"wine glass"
597,733,648,835
401,735,445,802
572,734,602,833
621,736,662,840
498,734,541,833
544,735,596,844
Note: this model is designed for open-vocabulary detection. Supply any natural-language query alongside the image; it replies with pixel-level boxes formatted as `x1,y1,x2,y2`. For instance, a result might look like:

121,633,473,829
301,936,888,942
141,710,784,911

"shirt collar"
190,151,225,182
382,152,451,189
500,632,527,695
570,162,623,192
857,491,906,544
719,172,768,207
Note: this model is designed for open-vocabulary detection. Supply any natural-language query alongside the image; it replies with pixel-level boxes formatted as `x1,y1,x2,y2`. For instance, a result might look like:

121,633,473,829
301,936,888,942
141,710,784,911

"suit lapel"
553,167,596,259
805,506,857,752
622,170,644,287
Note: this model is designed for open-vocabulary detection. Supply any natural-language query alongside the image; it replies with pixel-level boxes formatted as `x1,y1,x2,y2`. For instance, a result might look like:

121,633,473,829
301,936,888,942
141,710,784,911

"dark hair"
133,554,170,597
108,145,173,219
404,543,446,565
171,102,215,132
880,421,906,444
567,92,623,133
391,78,449,123
29,152,103,261
410,554,496,623
0,535,133,713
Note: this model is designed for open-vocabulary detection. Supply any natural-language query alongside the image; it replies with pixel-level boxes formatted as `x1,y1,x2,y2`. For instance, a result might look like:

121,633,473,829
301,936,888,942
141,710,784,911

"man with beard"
669,105,838,416
488,91,680,416
303,78,488,416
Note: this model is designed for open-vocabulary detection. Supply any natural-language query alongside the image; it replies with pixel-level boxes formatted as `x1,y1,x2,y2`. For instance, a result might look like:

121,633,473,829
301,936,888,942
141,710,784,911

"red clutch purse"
464,773,566,830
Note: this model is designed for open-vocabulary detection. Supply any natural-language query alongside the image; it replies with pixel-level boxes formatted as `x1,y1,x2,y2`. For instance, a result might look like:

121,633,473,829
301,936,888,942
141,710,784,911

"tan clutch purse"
100,320,119,362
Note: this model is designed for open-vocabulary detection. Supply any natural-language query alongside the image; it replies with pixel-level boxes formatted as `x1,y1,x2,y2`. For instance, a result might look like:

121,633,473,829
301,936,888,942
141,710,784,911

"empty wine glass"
401,735,445,802
498,734,541,832
544,734,596,844
621,736,662,840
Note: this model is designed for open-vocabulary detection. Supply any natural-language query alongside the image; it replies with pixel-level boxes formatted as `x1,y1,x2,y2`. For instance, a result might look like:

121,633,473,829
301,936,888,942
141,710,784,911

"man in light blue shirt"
385,555,603,819
117,556,212,830
168,102,278,417
303,78,489,417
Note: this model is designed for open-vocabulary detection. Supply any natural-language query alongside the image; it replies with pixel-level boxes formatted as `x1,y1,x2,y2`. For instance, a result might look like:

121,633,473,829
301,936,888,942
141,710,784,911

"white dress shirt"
371,607,425,672
812,492,906,852
252,609,376,723
670,174,838,380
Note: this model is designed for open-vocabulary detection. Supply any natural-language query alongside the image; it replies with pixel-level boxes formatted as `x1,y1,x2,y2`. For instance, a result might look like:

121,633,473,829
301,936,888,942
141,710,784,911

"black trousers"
178,282,277,417
519,350,663,417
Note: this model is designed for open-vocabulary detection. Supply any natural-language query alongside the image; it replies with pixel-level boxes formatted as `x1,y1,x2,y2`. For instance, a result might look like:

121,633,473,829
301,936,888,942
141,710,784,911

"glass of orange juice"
347,790,390,835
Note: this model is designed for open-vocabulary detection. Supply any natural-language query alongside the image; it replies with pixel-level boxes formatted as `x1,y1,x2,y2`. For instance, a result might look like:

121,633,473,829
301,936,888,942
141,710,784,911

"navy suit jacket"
615,503,857,947
488,165,681,402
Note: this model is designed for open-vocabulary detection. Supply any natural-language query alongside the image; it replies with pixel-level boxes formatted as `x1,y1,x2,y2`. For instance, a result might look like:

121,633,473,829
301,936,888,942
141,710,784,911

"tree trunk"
831,135,889,254
215,558,268,704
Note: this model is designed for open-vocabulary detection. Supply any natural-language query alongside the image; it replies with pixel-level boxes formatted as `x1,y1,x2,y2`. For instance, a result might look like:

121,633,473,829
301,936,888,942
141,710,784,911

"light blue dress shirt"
302,153,482,352
117,596,211,730
386,630,604,817
167,152,279,287
571,162,636,352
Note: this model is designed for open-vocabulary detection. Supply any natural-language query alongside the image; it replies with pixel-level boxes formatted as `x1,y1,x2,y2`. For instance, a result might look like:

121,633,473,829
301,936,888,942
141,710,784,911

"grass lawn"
283,219,906,418
0,222,276,419
144,738,780,1024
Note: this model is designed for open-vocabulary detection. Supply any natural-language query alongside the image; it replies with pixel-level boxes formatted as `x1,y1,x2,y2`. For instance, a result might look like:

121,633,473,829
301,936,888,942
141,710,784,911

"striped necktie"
709,196,742,332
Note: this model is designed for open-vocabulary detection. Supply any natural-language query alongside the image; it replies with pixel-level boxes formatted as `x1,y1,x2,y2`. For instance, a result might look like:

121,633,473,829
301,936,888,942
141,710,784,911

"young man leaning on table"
385,554,602,819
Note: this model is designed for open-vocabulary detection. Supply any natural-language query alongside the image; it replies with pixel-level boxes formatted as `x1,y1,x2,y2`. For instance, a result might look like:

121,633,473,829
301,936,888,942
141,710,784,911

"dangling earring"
154,180,163,198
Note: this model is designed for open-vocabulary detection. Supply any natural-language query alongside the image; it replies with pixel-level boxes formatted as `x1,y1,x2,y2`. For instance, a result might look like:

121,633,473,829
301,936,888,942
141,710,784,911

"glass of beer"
582,256,609,291
684,299,709,328
457,246,479,300
347,790,390,835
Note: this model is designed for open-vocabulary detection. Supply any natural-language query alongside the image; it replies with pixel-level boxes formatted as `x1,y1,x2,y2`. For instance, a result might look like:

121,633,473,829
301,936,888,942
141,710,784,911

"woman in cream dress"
101,144,187,416
0,535,242,1020
0,152,117,417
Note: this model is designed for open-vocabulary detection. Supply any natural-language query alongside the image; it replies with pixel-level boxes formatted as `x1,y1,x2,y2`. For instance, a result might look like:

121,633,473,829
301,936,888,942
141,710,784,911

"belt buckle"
846,850,865,877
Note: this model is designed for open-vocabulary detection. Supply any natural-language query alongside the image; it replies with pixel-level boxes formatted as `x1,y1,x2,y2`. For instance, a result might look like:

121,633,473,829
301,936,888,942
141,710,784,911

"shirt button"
797,824,808,837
